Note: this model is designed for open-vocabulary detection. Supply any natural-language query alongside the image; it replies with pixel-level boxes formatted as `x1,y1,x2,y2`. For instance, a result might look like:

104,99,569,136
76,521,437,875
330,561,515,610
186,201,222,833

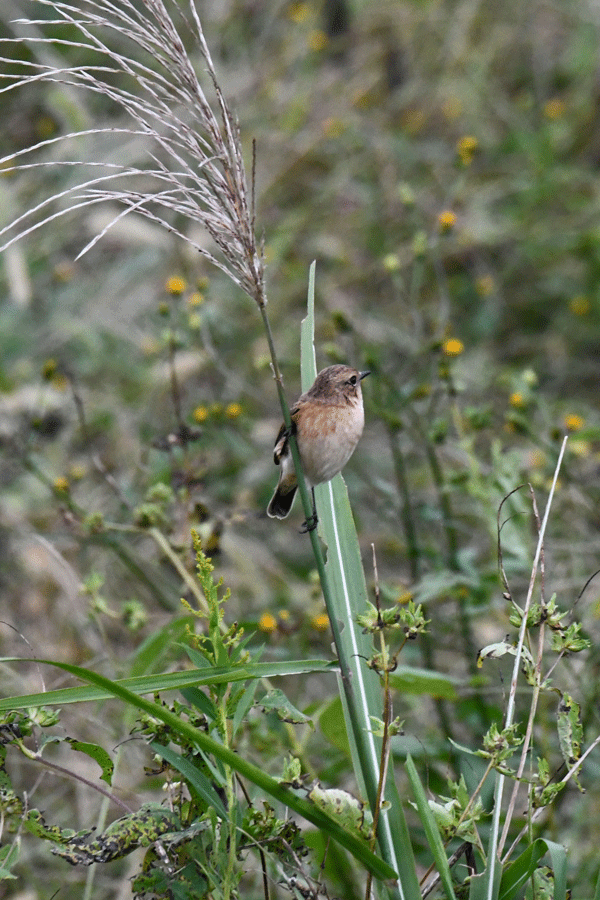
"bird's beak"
359,370,371,381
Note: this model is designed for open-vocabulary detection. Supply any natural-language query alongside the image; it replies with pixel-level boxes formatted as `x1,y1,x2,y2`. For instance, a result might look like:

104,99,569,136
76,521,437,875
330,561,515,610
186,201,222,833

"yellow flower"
279,610,290,622
383,253,401,273
569,439,590,458
53,476,70,494
226,402,243,419
569,295,590,316
442,337,464,357
289,2,309,23
457,135,478,165
69,464,87,481
438,210,457,232
192,405,209,423
528,449,546,469
308,29,327,51
188,292,204,307
311,613,330,632
165,276,186,295
544,97,566,120
396,591,413,605
564,414,585,432
509,392,525,408
258,612,277,633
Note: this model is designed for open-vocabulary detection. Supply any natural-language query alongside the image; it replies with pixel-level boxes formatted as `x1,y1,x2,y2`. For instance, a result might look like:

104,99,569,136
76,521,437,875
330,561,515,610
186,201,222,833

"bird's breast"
296,400,364,485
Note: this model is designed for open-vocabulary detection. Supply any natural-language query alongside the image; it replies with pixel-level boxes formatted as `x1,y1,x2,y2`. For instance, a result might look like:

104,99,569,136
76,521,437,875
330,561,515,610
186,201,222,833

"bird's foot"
299,514,318,533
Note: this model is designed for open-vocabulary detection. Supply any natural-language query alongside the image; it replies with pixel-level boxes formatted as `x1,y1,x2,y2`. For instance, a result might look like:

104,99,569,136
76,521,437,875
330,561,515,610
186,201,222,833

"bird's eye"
348,375,357,385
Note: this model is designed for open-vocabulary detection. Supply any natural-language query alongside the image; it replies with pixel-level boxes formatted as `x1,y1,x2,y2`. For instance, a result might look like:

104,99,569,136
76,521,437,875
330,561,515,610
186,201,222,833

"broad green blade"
0,658,338,710
300,263,419,900
406,755,456,900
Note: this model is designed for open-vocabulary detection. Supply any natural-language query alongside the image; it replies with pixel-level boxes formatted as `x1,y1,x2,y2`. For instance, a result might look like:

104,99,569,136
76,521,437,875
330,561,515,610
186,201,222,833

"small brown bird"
267,365,370,529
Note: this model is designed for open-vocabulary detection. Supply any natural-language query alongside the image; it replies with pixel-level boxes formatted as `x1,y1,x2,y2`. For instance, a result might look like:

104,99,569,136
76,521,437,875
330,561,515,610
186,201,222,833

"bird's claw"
299,514,318,534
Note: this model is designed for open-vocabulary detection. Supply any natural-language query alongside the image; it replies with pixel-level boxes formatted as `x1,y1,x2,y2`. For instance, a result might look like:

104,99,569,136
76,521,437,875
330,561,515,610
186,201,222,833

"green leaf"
65,738,114,785
300,263,420,899
260,689,313,726
152,743,228,820
406,755,457,900
320,696,351,757
0,658,338,711
499,840,547,900
389,666,460,700
5,657,397,883
499,839,566,900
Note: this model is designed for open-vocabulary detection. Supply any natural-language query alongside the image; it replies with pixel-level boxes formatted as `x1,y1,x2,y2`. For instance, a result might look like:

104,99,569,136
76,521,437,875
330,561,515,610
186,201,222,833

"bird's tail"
267,477,297,518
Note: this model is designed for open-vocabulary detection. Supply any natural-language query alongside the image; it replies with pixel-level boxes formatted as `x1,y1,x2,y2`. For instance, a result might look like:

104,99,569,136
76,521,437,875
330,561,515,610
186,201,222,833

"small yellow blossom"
569,295,590,316
311,613,330,632
258,612,277,633
69,463,87,481
53,476,70,494
193,405,209,424
288,2,310,23
569,439,591,458
476,275,494,297
457,135,478,165
438,210,457,232
509,392,525,408
308,29,327,51
564,413,585,432
279,610,290,622
396,590,413,605
528,449,546,469
442,337,464,357
226,402,243,419
165,276,186,295
188,292,204,308
544,97,566,120
382,253,401,273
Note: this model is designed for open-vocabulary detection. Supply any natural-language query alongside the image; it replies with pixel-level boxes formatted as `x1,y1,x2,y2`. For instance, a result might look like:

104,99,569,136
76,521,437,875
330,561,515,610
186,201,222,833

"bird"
267,364,370,530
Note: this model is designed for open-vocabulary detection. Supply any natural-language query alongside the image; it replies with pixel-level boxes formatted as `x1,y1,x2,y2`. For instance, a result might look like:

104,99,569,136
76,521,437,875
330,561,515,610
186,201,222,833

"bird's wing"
272,405,299,465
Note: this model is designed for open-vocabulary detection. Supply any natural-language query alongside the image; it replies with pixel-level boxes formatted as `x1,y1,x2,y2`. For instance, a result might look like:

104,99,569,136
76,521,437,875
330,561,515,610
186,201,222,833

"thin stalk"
483,436,568,900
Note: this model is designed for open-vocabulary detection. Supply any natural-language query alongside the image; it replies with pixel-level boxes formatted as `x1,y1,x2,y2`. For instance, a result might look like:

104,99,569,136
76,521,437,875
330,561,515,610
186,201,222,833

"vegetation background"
2,0,600,896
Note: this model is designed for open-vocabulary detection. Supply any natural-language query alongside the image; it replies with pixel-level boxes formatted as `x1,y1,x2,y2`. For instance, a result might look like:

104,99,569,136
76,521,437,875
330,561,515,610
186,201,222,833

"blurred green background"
2,0,600,895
